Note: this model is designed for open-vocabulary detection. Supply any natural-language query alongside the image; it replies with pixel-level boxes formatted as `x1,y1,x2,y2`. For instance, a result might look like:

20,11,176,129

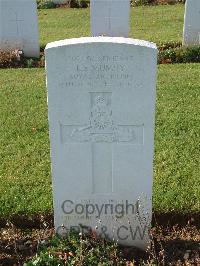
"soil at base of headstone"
0,213,199,265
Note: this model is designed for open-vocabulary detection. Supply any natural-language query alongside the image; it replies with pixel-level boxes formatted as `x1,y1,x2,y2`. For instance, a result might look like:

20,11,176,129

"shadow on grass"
0,211,199,229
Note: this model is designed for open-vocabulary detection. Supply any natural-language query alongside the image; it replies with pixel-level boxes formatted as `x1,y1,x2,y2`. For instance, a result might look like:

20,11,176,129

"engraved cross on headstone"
105,6,121,35
10,12,24,36
60,92,144,194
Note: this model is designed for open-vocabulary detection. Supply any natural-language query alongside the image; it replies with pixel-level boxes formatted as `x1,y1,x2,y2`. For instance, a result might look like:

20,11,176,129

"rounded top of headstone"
45,37,157,51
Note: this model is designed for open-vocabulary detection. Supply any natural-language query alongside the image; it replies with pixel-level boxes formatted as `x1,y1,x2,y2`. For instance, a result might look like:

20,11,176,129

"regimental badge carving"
61,92,144,144
90,95,114,132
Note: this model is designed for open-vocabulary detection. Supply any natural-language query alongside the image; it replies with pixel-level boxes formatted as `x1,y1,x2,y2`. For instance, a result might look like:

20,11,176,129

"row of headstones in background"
0,0,199,59
45,0,157,250
0,0,39,58
183,0,200,46
52,0,200,46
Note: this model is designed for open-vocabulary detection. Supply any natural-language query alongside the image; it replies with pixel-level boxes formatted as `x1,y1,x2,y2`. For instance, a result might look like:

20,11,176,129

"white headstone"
0,0,40,58
90,0,130,37
183,0,200,46
45,37,157,250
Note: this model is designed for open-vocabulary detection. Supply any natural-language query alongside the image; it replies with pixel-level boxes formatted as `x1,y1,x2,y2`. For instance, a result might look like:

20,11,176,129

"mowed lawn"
0,64,199,216
38,4,184,48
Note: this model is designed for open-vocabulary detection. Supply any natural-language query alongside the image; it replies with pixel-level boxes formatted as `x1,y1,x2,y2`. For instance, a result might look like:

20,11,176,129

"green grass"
38,4,184,48
154,64,200,212
0,64,199,215
0,69,52,214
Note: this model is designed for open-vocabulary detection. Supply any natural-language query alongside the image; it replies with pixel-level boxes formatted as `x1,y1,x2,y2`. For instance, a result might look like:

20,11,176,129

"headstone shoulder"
45,37,157,51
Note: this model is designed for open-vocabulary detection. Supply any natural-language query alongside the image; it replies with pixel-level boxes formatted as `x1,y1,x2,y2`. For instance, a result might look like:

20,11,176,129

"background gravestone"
0,0,39,58
45,37,157,249
183,0,200,46
90,0,130,37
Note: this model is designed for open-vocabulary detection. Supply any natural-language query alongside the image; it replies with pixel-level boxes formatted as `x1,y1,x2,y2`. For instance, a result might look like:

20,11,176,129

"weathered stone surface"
45,37,157,249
